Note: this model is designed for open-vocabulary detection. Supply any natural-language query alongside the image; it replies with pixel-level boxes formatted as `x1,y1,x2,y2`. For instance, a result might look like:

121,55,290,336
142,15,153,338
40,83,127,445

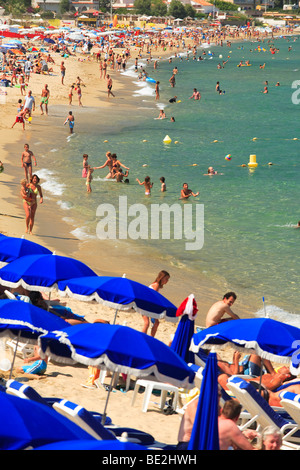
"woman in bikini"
110,153,129,179
94,152,114,179
141,270,170,337
24,174,43,234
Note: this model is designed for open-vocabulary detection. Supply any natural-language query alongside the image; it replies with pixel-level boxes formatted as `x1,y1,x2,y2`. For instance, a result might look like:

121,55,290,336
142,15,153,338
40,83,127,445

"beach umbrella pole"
113,308,118,325
101,371,118,425
9,330,21,380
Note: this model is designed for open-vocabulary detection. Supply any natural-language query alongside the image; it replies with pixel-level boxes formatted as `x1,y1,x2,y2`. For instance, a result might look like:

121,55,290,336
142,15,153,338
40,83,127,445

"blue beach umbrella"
0,393,95,450
0,253,97,293
0,236,52,267
58,276,178,324
0,298,69,378
190,318,300,375
0,299,68,341
34,439,148,450
39,323,195,424
188,352,220,450
170,294,198,363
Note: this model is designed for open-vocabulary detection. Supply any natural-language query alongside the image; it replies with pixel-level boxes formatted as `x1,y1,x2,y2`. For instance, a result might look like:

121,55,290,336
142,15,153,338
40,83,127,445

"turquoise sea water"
36,35,300,322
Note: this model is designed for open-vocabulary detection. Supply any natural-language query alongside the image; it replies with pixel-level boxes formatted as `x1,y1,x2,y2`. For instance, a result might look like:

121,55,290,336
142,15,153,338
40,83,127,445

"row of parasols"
0,233,300,449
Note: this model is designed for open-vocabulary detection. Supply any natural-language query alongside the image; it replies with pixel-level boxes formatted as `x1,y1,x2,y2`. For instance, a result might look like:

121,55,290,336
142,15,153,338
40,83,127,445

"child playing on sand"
20,178,32,204
11,99,26,130
15,345,48,379
136,176,153,195
0,161,4,174
160,176,166,192
82,154,89,178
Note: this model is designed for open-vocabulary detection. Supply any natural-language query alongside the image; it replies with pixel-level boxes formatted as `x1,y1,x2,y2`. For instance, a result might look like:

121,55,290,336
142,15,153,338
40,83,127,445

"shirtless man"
180,182,199,199
107,75,115,97
21,143,37,182
60,61,66,85
177,395,199,449
218,400,256,450
206,292,239,328
40,84,50,115
189,88,201,100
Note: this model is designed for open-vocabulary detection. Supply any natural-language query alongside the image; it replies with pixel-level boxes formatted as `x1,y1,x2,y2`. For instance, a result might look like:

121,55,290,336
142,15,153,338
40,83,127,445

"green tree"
184,4,196,17
209,0,239,10
168,0,186,18
59,0,70,14
134,0,151,15
99,0,112,12
151,0,167,16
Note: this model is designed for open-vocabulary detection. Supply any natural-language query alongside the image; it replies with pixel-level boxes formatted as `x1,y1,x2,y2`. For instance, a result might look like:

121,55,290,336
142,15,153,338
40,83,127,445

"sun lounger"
227,376,300,446
53,399,156,446
279,391,300,426
53,400,117,441
5,380,111,424
6,379,53,407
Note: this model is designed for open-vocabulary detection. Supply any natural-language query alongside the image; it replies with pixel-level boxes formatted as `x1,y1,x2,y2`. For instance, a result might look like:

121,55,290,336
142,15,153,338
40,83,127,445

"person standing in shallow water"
141,271,170,337
64,111,74,134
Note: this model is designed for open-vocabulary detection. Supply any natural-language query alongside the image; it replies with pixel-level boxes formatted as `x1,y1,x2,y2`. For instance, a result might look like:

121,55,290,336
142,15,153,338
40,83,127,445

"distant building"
32,0,100,14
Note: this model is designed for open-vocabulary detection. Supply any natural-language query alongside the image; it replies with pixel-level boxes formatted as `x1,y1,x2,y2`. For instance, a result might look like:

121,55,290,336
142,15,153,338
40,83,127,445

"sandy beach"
0,27,295,447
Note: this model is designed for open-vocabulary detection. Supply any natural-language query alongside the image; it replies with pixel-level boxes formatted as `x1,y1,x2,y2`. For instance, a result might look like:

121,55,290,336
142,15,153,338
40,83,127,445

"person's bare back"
218,416,254,450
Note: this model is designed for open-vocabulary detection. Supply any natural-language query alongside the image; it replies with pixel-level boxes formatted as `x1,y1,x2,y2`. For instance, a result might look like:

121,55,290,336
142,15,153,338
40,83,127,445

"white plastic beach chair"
227,376,300,446
5,338,34,359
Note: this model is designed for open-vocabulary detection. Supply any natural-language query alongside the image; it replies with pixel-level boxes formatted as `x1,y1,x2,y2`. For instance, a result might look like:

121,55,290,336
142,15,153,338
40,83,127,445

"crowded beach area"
0,13,300,451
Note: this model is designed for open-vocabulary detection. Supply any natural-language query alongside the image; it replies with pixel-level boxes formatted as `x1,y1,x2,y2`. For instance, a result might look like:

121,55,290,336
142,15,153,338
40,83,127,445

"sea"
32,34,300,326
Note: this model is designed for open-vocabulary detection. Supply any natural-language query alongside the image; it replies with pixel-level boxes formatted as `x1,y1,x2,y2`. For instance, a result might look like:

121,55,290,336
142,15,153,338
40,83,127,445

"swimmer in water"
136,176,153,195
204,166,217,175
189,88,201,100
156,109,166,119
160,176,166,192
180,183,199,199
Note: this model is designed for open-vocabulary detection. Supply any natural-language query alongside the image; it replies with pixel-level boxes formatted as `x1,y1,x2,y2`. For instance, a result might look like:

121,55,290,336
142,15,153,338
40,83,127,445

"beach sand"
0,36,275,446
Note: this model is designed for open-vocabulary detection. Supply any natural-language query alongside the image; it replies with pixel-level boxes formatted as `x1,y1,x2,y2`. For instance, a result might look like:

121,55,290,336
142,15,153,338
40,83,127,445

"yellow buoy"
163,135,172,144
142,139,148,142
248,154,258,168
174,141,179,144
103,140,108,143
